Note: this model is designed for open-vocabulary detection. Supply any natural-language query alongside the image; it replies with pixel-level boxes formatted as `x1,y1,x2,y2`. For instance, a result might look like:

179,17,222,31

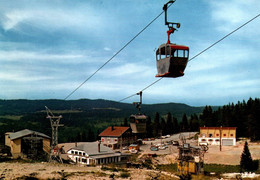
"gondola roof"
157,43,189,50
130,114,147,119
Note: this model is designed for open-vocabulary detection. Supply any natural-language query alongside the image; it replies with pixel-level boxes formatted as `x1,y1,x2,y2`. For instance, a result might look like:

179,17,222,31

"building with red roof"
99,126,136,149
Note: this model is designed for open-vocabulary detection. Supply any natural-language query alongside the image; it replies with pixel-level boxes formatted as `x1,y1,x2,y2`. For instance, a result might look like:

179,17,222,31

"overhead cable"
64,6,172,100
119,13,260,102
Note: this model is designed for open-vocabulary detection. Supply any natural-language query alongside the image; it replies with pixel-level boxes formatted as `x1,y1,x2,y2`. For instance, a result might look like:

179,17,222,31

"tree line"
143,98,260,140
0,97,259,144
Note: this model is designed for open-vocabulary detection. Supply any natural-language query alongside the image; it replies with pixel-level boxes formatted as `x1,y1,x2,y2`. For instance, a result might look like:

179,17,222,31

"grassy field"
0,115,22,121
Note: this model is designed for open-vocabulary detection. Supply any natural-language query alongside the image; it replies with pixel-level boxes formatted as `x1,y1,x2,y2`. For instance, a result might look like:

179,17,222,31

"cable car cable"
189,13,260,63
119,77,163,102
118,12,260,102
64,4,173,100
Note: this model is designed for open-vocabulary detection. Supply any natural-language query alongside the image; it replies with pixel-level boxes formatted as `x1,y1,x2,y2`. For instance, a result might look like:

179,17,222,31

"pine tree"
166,112,174,135
240,141,253,172
153,112,160,137
146,116,153,138
181,114,189,132
161,118,166,135
87,128,95,142
173,116,179,133
123,118,128,127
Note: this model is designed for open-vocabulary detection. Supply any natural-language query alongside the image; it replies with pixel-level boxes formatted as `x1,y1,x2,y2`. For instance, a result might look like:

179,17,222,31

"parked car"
123,146,128,150
166,141,172,145
150,146,159,151
172,141,179,146
129,149,138,154
199,142,208,146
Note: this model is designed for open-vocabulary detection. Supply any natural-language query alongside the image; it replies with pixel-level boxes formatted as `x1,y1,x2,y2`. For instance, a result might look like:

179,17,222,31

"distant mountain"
0,99,218,144
0,99,206,119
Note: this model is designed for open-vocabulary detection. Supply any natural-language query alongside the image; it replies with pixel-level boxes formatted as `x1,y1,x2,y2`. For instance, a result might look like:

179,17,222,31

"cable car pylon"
45,106,64,163
129,91,147,134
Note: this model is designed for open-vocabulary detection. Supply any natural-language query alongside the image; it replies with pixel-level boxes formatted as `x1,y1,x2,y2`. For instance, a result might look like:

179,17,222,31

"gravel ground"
1,133,260,179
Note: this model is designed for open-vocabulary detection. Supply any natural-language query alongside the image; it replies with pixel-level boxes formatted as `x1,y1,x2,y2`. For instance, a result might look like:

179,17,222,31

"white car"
199,142,208,146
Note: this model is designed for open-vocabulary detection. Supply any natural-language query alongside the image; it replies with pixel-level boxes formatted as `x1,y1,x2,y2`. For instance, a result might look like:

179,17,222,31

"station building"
99,126,136,149
198,127,236,146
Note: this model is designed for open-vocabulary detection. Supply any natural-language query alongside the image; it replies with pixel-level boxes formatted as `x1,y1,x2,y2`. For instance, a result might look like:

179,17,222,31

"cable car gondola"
129,114,147,134
129,91,147,134
155,0,189,78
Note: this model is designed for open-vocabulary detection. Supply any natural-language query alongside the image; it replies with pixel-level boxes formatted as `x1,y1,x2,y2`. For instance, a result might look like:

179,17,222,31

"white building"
63,141,127,165
198,127,237,146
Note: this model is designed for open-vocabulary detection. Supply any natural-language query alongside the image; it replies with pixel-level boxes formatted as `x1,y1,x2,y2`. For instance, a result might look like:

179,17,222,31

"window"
79,152,82,155
156,49,160,60
178,50,184,58
208,139,213,142
166,46,171,58
83,153,85,156
223,134,226,137
201,139,206,142
184,50,188,58
82,158,87,163
209,134,213,137
173,50,178,57
230,134,233,137
71,151,74,154
75,151,78,155
216,134,219,136
215,139,220,142
101,138,104,142
161,49,166,59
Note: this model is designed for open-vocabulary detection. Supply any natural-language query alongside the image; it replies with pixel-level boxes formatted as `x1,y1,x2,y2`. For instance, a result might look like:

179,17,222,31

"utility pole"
45,106,64,163
220,126,222,152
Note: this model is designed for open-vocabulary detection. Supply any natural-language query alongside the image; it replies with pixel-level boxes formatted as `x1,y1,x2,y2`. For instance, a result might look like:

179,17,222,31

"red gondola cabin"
156,43,189,78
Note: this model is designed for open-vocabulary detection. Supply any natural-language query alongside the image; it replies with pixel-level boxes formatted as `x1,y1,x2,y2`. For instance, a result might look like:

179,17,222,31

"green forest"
151,97,260,141
0,97,259,144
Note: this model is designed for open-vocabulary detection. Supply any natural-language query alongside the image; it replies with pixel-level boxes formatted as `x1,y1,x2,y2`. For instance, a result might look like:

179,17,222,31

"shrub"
120,172,131,178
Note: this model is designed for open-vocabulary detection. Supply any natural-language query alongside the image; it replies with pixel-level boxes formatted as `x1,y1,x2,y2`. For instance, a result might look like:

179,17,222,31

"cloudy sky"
0,0,259,106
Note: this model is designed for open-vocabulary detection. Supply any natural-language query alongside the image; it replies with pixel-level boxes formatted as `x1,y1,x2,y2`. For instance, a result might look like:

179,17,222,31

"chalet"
59,142,128,165
198,127,237,146
99,126,136,149
5,129,51,158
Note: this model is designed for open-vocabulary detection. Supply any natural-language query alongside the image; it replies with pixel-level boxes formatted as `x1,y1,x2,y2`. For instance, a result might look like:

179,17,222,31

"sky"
0,0,260,106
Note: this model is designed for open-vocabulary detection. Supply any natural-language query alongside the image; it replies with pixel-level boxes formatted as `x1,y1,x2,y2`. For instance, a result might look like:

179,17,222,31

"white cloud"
0,50,84,61
209,0,260,35
0,71,52,82
104,47,111,51
99,63,153,78
1,7,104,34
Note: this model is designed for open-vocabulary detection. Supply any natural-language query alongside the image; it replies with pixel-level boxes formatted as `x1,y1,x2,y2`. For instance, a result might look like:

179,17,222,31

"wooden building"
198,127,237,146
99,126,136,149
5,129,51,158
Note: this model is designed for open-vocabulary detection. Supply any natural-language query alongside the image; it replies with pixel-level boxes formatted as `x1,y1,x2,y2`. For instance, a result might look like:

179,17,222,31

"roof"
66,141,115,156
200,127,237,130
157,43,189,50
9,129,51,140
99,126,130,137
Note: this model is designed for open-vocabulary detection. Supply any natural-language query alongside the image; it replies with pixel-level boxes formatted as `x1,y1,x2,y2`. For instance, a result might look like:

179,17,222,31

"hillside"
0,99,205,118
0,99,205,143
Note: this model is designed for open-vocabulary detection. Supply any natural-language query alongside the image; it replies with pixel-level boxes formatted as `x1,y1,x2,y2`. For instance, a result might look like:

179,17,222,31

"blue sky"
0,0,259,106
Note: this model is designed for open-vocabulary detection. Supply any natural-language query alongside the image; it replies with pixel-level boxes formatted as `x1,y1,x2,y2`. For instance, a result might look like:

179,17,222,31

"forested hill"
0,99,205,118
0,98,259,143
0,99,204,143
